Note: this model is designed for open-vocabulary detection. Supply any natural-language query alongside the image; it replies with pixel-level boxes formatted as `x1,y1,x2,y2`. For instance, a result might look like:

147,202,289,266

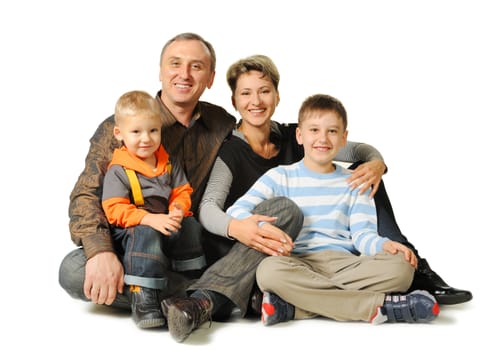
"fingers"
83,279,92,300
252,231,294,256
250,214,277,224
252,238,286,256
88,284,116,305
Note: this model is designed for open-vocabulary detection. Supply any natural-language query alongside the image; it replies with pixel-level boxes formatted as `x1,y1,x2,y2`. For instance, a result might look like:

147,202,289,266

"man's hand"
84,251,124,305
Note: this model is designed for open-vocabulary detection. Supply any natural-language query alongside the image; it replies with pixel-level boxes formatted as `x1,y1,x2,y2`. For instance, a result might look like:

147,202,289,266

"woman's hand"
347,159,386,198
228,215,294,256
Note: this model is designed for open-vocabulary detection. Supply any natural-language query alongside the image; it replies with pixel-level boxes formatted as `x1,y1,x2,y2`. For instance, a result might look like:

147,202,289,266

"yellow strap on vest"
124,168,144,206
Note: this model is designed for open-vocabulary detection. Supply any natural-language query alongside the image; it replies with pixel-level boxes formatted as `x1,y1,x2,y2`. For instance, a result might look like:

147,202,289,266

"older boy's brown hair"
298,94,348,130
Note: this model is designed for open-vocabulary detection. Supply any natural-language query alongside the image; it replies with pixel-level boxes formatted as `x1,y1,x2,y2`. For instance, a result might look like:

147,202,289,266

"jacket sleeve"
68,116,121,259
169,183,193,217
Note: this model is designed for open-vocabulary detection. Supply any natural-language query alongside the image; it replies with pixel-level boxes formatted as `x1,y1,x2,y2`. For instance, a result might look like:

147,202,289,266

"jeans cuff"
171,255,207,272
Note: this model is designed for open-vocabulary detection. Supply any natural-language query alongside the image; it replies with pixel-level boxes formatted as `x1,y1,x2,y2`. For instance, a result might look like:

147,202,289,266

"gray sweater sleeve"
198,157,234,238
335,141,385,164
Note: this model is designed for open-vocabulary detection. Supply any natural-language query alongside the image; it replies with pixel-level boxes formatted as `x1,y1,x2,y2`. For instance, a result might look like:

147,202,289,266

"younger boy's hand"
170,202,184,221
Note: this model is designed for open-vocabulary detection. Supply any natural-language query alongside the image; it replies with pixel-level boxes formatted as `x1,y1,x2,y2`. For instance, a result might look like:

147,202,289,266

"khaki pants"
256,250,414,322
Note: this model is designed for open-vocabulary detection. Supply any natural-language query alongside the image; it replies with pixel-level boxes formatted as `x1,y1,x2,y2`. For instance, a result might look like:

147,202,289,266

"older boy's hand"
228,216,294,256
382,240,418,268
347,159,386,198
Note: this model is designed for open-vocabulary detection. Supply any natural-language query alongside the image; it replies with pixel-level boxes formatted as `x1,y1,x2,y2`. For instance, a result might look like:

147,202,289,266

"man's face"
159,39,215,110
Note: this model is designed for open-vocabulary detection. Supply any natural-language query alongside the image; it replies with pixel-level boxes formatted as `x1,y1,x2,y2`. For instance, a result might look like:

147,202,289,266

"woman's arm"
335,140,385,164
336,141,387,197
198,157,235,238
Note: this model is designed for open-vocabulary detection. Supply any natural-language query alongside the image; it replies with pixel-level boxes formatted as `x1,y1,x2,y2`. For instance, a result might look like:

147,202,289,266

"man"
59,33,237,323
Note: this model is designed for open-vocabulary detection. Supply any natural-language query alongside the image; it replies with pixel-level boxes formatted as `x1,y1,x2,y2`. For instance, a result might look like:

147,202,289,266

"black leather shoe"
128,285,166,328
163,297,212,342
409,259,473,305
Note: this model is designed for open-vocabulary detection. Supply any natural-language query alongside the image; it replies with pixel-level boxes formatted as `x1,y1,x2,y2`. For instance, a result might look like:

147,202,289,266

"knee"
389,256,415,292
268,197,304,240
256,256,282,291
58,249,86,300
256,258,271,290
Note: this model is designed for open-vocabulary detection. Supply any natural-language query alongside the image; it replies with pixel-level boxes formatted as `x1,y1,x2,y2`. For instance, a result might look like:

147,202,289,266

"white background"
1,0,494,348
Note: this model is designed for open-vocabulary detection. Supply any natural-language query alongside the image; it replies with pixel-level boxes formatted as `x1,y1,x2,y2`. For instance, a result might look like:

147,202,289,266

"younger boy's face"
296,110,348,173
113,114,162,161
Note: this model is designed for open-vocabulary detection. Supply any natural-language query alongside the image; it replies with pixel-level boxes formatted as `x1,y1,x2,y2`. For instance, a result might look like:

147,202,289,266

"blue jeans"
190,196,304,317
111,217,206,289
58,216,205,309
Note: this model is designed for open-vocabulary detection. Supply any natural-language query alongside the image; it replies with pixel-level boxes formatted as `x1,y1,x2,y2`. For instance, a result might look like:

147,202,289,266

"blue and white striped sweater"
227,160,389,256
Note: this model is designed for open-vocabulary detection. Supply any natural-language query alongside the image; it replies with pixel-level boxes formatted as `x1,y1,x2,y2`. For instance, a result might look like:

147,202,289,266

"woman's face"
232,70,280,128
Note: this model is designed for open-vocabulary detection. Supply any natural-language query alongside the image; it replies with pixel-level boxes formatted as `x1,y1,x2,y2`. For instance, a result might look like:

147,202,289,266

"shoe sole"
167,304,192,342
261,292,276,326
434,293,473,305
137,317,166,329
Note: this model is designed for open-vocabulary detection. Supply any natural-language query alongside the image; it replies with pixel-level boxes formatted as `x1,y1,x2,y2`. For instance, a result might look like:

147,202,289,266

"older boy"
228,94,440,325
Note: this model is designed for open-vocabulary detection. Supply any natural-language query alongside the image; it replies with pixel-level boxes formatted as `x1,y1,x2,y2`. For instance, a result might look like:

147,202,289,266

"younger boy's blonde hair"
298,94,348,130
114,90,160,125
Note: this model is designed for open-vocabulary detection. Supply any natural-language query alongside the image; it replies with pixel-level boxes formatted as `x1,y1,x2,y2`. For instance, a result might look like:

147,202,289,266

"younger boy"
101,90,200,328
227,94,440,326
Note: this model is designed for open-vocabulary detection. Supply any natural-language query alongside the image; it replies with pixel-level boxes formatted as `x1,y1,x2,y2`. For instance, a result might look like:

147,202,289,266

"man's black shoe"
162,296,212,342
128,285,166,328
409,259,472,305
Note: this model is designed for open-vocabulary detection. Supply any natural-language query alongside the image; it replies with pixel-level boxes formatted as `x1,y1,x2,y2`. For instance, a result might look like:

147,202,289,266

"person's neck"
238,121,275,159
161,95,196,127
303,158,336,174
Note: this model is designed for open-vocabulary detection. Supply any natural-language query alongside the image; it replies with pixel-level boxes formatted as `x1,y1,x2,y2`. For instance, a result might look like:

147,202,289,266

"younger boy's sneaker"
370,289,440,325
128,285,166,329
261,291,294,326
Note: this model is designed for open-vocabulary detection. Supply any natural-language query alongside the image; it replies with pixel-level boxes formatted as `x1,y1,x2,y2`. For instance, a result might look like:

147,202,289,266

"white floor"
29,283,480,349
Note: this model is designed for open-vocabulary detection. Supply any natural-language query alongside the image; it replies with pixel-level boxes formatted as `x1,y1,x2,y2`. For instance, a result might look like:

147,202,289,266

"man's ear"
206,70,216,89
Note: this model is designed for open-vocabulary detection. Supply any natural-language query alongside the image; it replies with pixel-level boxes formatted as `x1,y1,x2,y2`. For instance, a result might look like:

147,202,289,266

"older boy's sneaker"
128,285,166,329
163,296,212,343
261,291,294,326
371,290,440,325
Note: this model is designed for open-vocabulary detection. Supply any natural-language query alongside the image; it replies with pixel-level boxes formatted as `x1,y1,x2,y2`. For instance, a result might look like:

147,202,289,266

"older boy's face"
296,111,348,172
